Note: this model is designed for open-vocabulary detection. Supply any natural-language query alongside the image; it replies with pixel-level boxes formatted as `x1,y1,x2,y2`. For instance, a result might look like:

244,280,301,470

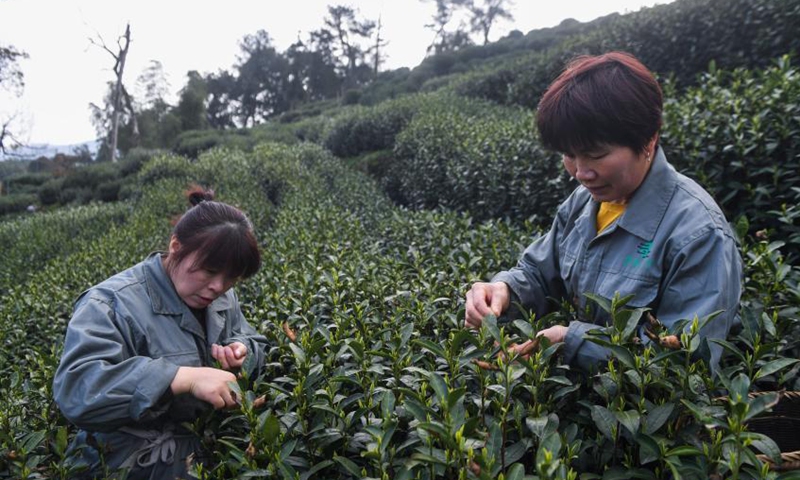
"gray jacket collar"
615,146,678,241
142,252,232,316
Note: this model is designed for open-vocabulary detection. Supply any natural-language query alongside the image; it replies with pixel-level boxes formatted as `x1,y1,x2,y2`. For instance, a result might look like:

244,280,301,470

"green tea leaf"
614,410,641,435
591,405,617,440
513,320,535,338
755,358,800,380
743,392,780,422
742,432,781,462
584,293,612,313
730,373,751,400
400,322,414,347
636,432,661,465
260,414,281,445
382,390,396,419
334,454,362,477
428,372,449,405
413,338,446,358
665,446,703,457
486,421,503,460
301,460,334,480
505,463,525,480
535,431,562,467
644,403,674,434
289,343,306,363
483,314,503,345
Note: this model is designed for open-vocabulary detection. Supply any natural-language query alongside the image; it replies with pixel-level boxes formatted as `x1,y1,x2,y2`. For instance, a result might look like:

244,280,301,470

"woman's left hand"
536,325,568,344
212,342,248,370
507,325,568,358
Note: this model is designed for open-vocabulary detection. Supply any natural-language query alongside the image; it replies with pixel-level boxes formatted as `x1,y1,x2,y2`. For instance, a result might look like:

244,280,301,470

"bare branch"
0,113,22,155
88,23,132,162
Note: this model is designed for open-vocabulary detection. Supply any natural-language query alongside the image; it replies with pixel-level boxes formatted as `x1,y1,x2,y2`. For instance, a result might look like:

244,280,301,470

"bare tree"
0,113,22,156
467,0,514,45
371,15,389,78
422,0,472,55
0,42,29,155
0,44,28,94
89,23,136,162
323,5,376,90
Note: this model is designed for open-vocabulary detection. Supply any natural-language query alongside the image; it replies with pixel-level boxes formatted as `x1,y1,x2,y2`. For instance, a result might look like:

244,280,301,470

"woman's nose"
574,160,597,182
208,275,225,293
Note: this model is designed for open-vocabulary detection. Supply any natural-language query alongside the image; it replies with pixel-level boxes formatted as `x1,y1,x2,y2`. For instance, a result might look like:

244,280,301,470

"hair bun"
186,185,215,206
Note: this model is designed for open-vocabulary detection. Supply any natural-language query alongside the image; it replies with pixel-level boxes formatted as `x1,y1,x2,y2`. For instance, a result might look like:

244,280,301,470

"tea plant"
1,143,799,479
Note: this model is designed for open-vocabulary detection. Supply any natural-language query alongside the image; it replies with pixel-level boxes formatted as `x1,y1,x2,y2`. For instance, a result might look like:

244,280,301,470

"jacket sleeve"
651,226,742,370
222,291,270,377
53,294,179,432
562,226,742,371
491,210,567,320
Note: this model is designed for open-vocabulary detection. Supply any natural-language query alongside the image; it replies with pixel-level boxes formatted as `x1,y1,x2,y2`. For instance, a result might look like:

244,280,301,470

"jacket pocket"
156,350,202,367
594,269,659,309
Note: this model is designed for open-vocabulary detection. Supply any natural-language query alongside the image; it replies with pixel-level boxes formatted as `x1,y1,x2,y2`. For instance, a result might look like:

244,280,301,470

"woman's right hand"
465,282,511,329
171,366,238,409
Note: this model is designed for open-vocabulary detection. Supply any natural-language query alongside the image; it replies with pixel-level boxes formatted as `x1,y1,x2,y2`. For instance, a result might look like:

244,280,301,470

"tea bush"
0,172,51,195
2,142,799,479
325,58,800,263
351,0,799,109
390,103,569,223
322,97,422,158
448,0,800,110
0,193,37,216
661,56,800,258
321,93,491,159
0,202,130,294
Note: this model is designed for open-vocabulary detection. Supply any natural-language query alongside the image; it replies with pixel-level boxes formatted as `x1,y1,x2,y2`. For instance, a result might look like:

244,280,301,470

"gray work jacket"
493,147,742,371
53,252,269,478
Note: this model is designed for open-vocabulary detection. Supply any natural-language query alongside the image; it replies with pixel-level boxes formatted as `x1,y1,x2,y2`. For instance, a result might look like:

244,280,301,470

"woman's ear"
168,235,181,256
649,134,659,154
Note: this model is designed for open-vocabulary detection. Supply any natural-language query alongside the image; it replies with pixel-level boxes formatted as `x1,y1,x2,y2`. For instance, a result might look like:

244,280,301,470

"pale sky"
0,0,674,146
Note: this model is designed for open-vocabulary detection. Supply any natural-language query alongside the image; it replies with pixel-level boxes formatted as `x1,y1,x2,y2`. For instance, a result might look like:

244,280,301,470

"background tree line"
94,0,512,161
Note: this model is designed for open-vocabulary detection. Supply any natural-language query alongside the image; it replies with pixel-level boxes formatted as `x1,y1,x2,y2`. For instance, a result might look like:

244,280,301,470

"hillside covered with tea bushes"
254,56,800,263
2,142,800,479
2,0,800,476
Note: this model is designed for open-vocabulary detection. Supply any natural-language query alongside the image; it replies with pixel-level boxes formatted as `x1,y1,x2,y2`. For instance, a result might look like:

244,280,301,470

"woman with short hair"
54,186,268,479
465,51,742,372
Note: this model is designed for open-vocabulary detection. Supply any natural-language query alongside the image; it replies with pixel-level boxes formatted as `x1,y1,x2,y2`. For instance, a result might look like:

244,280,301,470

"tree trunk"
373,16,383,79
109,24,131,163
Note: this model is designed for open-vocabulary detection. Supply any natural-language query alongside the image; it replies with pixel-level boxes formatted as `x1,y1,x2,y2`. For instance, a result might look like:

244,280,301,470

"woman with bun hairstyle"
54,186,268,479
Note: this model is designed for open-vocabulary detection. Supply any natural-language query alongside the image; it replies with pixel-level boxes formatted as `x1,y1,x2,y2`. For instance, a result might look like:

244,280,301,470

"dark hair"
166,186,261,280
536,51,663,155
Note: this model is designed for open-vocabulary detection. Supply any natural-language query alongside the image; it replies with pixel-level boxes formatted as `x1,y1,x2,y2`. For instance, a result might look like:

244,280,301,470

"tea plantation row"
2,142,800,479
271,57,800,261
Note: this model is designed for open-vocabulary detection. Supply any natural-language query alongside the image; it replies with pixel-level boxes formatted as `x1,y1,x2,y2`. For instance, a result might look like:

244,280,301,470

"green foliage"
173,129,229,158
36,177,64,206
322,95,431,158
388,97,568,223
2,2,800,476
172,125,309,159
444,0,800,110
0,202,129,293
346,0,800,111
0,149,167,214
0,172,51,195
0,192,36,215
0,159,27,180
315,57,800,263
118,148,167,177
661,56,800,257
61,162,119,191
2,142,798,478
